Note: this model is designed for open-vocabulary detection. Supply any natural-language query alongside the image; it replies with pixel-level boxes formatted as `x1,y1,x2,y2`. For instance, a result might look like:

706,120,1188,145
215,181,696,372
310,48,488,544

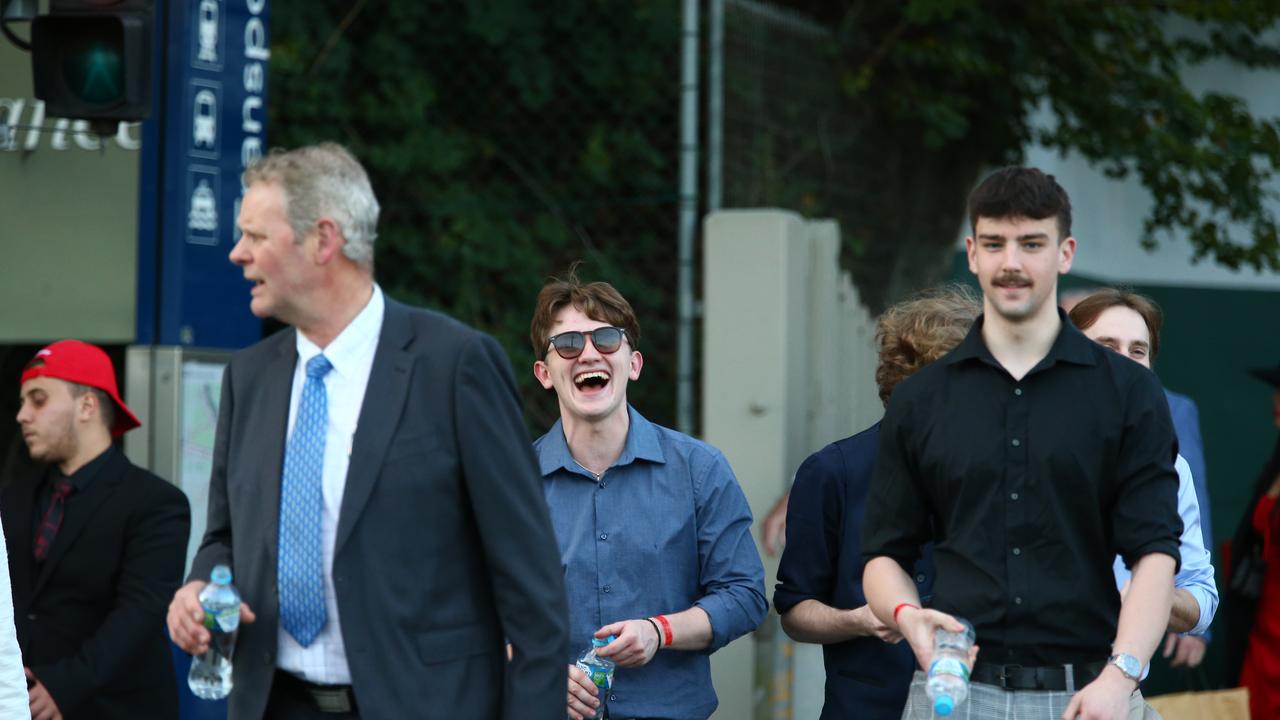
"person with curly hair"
774,284,980,719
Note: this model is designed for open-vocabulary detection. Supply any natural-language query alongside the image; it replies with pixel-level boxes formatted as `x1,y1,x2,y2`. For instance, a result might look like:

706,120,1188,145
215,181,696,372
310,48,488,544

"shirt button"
1011,438,1021,447
1010,492,1019,500
600,480,608,489
1012,547,1021,556
602,585,611,593
1014,596,1023,605
609,694,618,702
599,532,608,541
1014,388,1023,396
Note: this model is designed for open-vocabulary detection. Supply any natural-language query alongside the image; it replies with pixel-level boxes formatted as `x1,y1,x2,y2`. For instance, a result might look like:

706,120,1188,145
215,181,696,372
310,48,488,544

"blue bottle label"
929,656,970,682
575,660,612,690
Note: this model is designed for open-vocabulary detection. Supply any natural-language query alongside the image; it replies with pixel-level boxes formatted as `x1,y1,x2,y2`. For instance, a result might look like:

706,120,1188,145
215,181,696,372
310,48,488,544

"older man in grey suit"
166,143,569,719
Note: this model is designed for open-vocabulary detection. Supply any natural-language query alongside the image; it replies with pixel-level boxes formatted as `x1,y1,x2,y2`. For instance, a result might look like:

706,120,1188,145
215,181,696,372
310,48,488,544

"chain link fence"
722,0,854,222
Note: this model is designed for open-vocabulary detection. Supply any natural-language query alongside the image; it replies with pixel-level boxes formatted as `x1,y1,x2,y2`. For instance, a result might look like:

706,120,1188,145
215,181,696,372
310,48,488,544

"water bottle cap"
591,635,615,648
210,565,232,585
933,694,955,716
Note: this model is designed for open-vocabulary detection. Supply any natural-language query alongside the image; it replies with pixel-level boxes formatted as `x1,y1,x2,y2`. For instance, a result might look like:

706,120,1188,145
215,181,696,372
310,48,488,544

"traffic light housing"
31,0,153,123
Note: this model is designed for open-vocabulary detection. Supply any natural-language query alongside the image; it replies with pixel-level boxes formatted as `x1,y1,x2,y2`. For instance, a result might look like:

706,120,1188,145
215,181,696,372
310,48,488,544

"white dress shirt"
0,513,31,719
277,285,384,684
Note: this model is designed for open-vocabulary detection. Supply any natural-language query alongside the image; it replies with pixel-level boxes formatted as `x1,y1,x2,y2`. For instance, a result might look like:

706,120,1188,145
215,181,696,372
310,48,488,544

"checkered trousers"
899,671,1162,720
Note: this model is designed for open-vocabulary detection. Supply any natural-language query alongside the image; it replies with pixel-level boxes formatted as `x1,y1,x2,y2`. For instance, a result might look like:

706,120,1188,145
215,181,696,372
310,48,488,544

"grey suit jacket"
189,297,569,719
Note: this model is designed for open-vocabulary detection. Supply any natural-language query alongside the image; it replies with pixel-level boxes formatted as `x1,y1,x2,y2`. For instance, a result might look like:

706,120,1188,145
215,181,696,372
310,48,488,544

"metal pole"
707,0,723,212
676,0,699,434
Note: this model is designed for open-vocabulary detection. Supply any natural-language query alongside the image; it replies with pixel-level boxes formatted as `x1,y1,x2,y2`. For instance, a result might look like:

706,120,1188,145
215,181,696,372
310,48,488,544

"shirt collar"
537,405,666,478
47,444,114,492
295,284,385,377
946,307,1097,372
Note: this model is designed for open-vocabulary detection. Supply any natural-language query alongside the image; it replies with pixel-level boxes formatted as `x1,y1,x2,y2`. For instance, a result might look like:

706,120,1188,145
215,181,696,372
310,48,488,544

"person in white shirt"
0,514,30,720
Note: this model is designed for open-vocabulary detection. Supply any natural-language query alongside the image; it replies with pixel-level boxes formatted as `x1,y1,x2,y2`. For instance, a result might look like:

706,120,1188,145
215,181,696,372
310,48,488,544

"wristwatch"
1107,653,1142,682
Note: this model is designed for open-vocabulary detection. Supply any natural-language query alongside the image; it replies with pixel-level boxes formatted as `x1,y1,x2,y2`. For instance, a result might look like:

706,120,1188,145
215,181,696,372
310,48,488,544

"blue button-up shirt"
536,406,767,720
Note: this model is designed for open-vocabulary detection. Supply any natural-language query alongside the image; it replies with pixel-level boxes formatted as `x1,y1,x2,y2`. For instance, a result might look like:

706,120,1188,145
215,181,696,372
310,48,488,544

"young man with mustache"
862,168,1182,720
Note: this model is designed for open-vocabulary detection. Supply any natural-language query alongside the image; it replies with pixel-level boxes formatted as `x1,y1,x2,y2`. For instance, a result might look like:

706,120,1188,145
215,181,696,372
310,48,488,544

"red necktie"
33,479,73,563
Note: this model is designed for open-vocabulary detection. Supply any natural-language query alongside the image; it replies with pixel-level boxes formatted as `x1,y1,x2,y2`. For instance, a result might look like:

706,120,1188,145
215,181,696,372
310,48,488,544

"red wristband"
653,614,674,647
893,603,920,625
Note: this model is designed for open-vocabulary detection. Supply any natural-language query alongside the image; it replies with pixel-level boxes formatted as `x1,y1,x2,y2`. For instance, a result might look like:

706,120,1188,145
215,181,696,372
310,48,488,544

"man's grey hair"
243,142,380,270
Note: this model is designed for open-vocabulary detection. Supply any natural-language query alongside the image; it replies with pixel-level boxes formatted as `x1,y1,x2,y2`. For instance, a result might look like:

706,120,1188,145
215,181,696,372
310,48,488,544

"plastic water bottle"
927,618,975,717
188,565,241,700
574,636,617,720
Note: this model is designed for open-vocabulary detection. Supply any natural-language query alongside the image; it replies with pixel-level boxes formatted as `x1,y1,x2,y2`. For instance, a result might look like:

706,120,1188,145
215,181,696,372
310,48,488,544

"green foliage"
266,0,1280,427
784,0,1280,310
268,0,680,431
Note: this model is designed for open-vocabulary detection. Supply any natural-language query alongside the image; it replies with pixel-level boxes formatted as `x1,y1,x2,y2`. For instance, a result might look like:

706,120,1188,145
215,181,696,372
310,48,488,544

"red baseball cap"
20,340,142,437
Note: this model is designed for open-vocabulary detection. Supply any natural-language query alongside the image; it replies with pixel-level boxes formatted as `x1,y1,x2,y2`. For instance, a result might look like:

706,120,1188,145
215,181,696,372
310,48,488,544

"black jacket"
1,446,191,720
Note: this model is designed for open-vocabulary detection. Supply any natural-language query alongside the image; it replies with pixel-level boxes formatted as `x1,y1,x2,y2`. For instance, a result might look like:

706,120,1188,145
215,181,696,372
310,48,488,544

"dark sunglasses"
545,327,628,359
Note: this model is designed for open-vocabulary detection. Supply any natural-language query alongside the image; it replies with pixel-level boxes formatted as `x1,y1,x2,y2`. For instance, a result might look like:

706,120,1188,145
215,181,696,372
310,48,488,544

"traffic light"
31,0,153,124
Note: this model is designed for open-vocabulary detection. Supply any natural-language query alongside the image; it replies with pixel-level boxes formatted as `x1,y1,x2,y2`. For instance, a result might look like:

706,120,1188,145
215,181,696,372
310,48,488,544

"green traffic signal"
59,19,125,105
31,4,152,122
65,42,124,105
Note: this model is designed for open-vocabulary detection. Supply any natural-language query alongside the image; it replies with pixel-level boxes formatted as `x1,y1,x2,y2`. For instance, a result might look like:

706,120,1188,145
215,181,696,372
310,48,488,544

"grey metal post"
677,0,700,434
708,0,724,212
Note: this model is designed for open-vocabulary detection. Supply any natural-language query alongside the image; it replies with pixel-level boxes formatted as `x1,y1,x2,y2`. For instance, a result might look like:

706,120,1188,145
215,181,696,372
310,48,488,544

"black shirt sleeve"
861,392,931,573
1112,368,1183,572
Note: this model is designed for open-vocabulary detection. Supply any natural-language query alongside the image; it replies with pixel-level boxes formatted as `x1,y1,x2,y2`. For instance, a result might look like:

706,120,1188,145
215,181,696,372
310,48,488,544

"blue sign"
136,0,268,349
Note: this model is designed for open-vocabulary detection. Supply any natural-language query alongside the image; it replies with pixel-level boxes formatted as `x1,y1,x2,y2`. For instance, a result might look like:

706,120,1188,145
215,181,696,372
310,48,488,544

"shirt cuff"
772,587,820,616
1183,585,1216,637
1120,541,1182,576
694,591,760,653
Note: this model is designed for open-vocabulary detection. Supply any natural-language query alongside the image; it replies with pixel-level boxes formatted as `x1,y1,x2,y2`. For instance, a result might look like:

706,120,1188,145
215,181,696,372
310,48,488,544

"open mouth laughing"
574,370,611,393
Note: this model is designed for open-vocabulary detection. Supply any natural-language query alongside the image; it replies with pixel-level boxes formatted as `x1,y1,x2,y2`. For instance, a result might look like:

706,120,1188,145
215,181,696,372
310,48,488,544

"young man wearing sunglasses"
530,272,767,720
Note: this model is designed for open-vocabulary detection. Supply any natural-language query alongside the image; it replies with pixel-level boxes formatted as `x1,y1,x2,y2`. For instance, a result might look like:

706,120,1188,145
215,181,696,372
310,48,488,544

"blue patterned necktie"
278,353,333,647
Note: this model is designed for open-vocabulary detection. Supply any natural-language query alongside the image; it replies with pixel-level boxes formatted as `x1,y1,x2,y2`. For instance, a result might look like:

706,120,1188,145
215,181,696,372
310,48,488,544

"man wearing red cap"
2,339,191,720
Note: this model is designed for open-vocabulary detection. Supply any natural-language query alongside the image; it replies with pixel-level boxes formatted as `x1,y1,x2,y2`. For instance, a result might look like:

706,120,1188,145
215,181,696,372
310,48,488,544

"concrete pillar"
704,210,811,719
703,209,881,719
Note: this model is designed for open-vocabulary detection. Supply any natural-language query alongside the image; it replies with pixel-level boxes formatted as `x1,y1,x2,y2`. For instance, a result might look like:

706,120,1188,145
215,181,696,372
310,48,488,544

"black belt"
971,660,1107,691
273,670,358,714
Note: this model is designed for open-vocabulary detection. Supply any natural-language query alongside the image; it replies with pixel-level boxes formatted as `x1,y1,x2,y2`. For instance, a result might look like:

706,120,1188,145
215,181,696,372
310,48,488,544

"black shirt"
861,312,1182,667
31,445,114,542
